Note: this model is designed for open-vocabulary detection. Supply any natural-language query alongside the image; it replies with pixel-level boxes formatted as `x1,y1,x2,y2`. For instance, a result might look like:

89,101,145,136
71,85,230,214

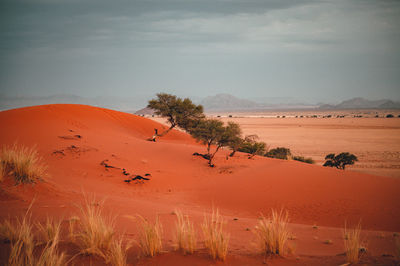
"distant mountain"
200,93,264,111
134,107,155,116
318,97,400,110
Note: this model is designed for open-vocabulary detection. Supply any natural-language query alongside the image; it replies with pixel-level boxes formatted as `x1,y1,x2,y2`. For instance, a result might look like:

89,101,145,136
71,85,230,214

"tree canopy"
190,119,242,166
323,152,358,170
147,93,204,138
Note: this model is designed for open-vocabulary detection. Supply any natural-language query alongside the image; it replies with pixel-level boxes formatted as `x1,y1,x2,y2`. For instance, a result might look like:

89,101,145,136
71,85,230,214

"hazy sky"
1,0,399,103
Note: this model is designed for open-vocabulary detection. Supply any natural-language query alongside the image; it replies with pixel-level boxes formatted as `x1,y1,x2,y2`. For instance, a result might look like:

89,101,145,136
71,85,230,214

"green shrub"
293,156,315,164
237,135,266,158
265,147,291,160
323,152,358,170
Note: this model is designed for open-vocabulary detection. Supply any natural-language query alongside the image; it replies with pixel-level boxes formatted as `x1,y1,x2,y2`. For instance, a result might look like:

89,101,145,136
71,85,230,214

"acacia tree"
237,135,267,159
323,152,358,170
147,93,204,140
190,119,242,166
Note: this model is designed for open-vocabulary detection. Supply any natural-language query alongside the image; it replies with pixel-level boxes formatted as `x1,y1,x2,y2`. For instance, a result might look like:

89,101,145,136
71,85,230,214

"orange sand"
1,104,399,265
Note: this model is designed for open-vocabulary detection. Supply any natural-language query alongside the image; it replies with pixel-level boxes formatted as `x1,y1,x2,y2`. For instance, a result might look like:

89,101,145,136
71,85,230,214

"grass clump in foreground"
71,194,116,260
71,194,131,265
201,209,229,261
0,143,47,184
36,217,62,245
343,222,363,264
135,215,163,257
0,202,66,266
0,162,5,182
254,209,290,256
174,209,196,255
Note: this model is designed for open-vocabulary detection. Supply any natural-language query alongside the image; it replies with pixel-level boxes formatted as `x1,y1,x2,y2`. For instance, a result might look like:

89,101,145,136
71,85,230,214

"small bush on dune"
135,215,163,257
201,209,229,261
0,143,47,184
265,147,292,160
323,152,358,170
72,195,116,259
254,209,290,256
293,156,315,164
237,135,267,158
174,209,196,255
343,223,362,264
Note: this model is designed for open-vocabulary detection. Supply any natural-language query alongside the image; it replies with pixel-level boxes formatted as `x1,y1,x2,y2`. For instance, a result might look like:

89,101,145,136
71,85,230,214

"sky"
0,0,399,104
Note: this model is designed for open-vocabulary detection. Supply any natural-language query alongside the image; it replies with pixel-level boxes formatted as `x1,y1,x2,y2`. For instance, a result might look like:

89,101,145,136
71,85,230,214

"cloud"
0,0,399,100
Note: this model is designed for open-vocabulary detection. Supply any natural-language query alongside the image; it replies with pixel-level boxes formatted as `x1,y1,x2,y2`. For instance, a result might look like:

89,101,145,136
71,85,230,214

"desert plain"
1,104,400,265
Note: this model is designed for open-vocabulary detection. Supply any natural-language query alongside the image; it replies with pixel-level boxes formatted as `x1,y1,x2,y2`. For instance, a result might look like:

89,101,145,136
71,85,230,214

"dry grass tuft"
105,237,132,266
68,216,80,241
35,226,66,266
254,209,290,256
395,237,400,259
0,143,47,184
343,222,362,264
0,218,20,243
36,217,62,245
0,162,5,182
7,213,35,266
72,194,115,259
174,209,196,255
2,201,66,266
135,215,163,257
201,209,229,261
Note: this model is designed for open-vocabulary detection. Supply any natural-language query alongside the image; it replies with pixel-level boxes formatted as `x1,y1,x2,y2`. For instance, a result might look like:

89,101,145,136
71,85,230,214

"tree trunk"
158,124,175,137
229,150,236,157
208,146,221,167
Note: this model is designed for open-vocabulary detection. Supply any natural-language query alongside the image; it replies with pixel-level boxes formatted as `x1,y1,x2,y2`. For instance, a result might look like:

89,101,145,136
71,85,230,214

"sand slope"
1,104,400,265
1,104,399,230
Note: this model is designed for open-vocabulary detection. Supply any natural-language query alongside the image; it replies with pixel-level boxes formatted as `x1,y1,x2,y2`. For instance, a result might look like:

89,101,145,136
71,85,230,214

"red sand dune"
1,104,399,265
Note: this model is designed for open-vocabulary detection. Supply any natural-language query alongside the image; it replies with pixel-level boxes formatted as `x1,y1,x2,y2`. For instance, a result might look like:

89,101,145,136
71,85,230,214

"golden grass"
254,209,290,256
0,143,47,184
36,240,66,266
0,218,19,243
174,209,196,255
201,209,229,261
105,237,132,266
72,195,115,259
135,215,163,257
343,222,362,264
0,162,5,182
68,216,80,242
2,201,65,266
36,217,62,245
